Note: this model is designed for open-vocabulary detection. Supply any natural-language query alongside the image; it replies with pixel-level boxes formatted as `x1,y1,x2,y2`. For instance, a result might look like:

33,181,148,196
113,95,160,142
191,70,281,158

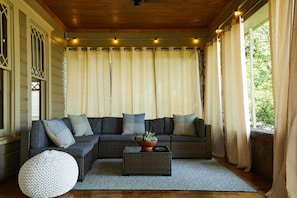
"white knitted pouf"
18,150,78,198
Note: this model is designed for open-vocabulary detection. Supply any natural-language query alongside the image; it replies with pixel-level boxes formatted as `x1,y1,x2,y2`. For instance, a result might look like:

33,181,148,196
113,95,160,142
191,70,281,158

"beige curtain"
221,29,238,164
110,48,133,116
221,18,251,171
286,2,297,196
204,39,225,157
110,47,157,118
66,47,110,116
131,48,156,119
66,47,202,119
287,3,297,195
266,0,297,197
154,47,202,118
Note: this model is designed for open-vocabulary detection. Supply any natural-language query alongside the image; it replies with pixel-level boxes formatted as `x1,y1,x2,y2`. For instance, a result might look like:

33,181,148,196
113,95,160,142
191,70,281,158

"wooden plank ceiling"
36,0,232,33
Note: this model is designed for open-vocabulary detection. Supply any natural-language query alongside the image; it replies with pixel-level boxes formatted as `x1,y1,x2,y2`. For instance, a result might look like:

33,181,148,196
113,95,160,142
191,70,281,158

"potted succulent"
135,131,158,152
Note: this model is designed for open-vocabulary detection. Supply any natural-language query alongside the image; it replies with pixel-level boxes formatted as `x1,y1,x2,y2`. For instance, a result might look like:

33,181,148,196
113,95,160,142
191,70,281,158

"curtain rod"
65,47,201,51
242,0,268,18
218,0,266,29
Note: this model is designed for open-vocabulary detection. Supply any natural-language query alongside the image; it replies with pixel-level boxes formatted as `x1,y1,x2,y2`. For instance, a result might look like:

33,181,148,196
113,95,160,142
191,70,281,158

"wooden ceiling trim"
33,0,267,47
36,0,232,33
66,27,209,34
208,0,267,38
36,0,67,30
241,0,268,20
208,0,235,31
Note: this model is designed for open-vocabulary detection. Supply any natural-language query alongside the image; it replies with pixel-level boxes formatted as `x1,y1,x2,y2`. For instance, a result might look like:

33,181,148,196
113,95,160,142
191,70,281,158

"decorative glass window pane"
0,68,3,129
31,80,40,91
32,79,41,120
0,3,8,68
31,26,45,80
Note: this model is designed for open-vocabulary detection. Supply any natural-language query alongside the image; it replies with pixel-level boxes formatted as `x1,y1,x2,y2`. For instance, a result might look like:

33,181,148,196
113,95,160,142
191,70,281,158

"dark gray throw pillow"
195,118,206,137
122,113,145,135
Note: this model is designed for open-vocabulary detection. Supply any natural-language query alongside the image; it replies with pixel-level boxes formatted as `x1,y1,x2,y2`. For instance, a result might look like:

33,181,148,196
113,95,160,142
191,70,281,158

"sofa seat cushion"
63,142,95,157
99,134,136,142
155,134,171,142
30,142,94,158
74,134,99,146
170,135,207,142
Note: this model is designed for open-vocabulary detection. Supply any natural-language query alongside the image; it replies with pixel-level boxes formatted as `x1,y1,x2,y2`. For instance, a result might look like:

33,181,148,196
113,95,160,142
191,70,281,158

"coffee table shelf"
122,145,172,176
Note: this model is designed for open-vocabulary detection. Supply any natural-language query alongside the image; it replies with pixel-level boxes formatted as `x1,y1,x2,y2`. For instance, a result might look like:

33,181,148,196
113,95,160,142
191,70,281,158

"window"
31,79,41,120
0,1,10,137
0,3,8,68
0,68,3,129
31,25,46,120
245,4,274,130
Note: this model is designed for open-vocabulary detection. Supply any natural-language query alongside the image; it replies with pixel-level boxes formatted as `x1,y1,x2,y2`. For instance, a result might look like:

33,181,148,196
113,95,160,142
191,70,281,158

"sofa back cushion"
102,117,123,134
63,117,102,134
30,120,54,148
88,118,102,134
62,118,72,131
164,117,174,134
145,118,165,134
195,118,206,137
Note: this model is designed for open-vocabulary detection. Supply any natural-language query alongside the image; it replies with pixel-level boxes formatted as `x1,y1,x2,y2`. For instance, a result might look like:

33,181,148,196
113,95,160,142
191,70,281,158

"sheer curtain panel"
131,48,156,119
286,3,297,195
221,29,238,164
221,18,251,171
266,0,297,197
110,47,157,118
110,48,133,116
204,40,225,157
66,47,203,120
154,48,202,118
66,47,111,116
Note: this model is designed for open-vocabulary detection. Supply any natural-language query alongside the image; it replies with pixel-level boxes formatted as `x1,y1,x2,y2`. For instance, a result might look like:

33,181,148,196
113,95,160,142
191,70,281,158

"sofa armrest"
20,130,31,165
205,124,212,158
194,118,206,137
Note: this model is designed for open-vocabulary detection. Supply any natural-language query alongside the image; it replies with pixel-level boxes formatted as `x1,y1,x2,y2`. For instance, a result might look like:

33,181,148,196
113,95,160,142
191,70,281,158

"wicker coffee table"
122,145,172,176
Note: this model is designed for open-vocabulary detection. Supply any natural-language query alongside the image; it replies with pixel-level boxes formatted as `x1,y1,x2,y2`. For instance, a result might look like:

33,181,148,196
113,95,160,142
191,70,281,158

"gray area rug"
73,158,256,192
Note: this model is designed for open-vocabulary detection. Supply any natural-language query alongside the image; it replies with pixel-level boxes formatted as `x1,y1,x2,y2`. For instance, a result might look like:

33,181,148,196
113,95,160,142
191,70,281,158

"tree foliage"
245,21,274,130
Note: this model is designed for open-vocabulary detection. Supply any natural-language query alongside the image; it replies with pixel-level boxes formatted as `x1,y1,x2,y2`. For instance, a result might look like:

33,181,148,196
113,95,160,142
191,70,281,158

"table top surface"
123,145,171,154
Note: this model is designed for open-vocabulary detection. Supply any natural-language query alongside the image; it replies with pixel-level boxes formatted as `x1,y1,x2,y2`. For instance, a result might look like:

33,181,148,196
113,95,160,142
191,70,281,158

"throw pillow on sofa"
43,119,76,148
68,114,93,136
173,114,196,136
122,113,145,135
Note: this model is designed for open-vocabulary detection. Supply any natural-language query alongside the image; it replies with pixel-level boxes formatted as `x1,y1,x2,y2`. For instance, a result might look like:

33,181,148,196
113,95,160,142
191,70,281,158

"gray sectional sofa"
21,116,212,181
